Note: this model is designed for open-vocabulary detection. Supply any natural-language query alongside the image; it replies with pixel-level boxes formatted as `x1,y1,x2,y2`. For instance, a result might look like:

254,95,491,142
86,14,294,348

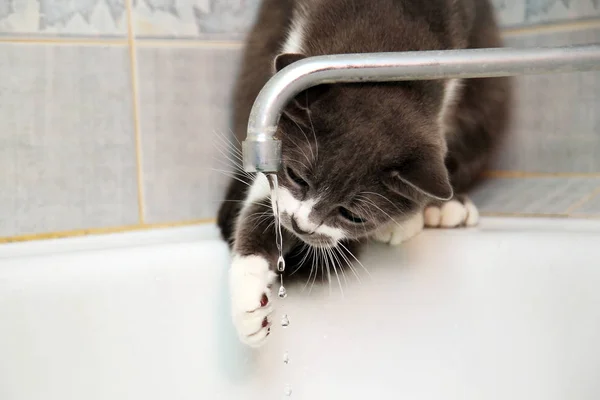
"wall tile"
136,45,241,223
131,0,600,39
569,191,600,215
494,0,600,27
470,177,600,215
0,0,127,36
492,27,600,174
0,43,139,237
4,0,594,39
132,0,261,39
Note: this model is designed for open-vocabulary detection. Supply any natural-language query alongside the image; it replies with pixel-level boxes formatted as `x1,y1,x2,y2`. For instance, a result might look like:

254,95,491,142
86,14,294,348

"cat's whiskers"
329,247,347,294
212,130,245,164
212,150,251,179
305,102,319,161
356,196,404,229
211,148,253,186
289,243,306,259
291,243,311,275
215,128,243,154
339,241,372,279
211,130,255,180
353,202,374,237
283,129,313,170
360,191,409,215
323,248,333,296
261,220,276,235
290,117,316,161
302,246,317,292
247,211,274,228
307,247,322,294
218,199,271,208
282,157,312,177
211,169,253,188
226,128,243,146
215,156,250,177
337,246,362,283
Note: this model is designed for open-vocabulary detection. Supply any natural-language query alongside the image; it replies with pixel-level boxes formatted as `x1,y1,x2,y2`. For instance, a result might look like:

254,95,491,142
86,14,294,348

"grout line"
135,39,243,48
125,0,146,224
4,212,600,243
0,219,216,244
0,36,127,45
481,211,600,220
480,211,572,219
483,170,600,179
564,185,600,214
478,211,600,220
1,17,598,46
0,35,243,48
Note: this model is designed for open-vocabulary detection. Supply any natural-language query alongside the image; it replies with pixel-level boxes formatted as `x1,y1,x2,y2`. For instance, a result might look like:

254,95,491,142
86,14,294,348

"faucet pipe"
242,45,600,172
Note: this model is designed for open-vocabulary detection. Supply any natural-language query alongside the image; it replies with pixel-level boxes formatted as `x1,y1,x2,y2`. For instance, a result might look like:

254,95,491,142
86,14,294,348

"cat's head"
273,53,453,248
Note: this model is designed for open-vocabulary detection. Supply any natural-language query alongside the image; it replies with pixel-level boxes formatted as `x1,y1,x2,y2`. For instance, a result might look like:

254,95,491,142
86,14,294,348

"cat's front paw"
229,255,277,348
424,196,479,228
373,212,424,246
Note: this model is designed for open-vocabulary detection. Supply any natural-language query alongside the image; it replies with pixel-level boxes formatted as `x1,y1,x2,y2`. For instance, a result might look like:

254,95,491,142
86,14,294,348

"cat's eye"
286,167,308,187
339,207,366,224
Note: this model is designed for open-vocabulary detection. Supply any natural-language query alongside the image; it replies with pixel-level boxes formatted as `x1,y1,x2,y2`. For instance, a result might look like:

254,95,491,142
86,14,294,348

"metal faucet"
241,45,600,173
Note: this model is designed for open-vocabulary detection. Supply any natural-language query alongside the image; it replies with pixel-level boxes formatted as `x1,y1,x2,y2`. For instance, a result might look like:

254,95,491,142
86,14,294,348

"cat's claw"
373,212,424,246
229,255,277,347
424,196,479,228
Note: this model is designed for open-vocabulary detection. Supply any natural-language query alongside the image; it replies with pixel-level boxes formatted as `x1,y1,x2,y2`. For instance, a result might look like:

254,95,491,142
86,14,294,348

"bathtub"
1,217,599,400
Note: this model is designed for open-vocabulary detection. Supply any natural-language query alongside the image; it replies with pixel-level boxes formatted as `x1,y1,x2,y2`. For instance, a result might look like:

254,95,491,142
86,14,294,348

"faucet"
242,45,600,173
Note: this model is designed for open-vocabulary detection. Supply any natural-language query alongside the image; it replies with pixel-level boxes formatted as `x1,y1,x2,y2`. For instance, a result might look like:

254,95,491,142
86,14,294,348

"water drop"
277,256,286,272
281,314,290,327
278,285,288,298
284,385,292,396
283,351,290,364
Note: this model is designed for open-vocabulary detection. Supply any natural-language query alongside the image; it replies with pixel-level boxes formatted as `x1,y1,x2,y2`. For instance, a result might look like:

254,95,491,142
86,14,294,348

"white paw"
424,197,479,228
373,212,424,246
229,255,277,348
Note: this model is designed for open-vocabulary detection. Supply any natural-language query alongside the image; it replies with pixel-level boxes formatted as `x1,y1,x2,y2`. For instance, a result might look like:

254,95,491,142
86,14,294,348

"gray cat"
217,0,512,347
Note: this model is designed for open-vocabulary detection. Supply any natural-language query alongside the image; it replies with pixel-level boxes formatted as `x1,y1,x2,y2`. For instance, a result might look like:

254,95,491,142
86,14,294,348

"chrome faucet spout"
242,45,600,172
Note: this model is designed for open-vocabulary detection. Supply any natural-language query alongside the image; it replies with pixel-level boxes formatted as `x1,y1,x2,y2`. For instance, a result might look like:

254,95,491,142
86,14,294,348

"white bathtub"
1,218,600,400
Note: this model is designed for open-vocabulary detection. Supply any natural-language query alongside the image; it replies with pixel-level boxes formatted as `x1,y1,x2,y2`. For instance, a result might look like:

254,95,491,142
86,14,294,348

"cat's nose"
291,216,310,235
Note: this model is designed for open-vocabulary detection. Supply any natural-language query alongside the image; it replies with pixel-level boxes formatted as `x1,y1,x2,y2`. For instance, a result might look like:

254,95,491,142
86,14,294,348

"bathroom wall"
0,0,599,241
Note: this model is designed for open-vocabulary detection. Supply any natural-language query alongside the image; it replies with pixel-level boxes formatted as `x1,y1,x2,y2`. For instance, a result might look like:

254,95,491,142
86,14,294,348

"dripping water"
267,173,292,397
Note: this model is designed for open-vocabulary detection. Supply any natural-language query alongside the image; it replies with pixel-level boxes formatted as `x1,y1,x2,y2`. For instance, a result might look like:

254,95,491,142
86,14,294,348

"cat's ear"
274,53,330,122
385,151,453,201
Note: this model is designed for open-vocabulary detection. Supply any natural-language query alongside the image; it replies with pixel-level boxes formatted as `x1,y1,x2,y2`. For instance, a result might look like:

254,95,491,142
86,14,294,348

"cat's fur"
217,0,511,347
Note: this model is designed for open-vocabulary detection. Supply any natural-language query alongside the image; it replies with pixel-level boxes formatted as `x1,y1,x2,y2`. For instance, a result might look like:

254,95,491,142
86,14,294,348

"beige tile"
0,43,139,237
493,27,600,173
136,45,242,223
0,0,127,36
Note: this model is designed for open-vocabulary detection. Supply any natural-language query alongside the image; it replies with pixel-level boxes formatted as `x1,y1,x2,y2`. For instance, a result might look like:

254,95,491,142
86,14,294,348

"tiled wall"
1,0,600,240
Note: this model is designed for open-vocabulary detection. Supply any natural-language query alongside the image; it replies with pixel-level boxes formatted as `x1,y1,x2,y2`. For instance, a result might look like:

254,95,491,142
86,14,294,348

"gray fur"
217,0,512,277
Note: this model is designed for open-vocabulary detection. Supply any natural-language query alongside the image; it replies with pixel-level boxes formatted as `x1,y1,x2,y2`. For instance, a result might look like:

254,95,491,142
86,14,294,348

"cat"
217,0,512,347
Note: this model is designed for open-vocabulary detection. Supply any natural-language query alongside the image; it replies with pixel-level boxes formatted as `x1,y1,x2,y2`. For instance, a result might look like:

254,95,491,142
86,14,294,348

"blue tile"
136,45,242,223
132,0,261,39
493,27,600,173
471,177,600,215
495,0,600,27
0,0,127,36
0,44,138,237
